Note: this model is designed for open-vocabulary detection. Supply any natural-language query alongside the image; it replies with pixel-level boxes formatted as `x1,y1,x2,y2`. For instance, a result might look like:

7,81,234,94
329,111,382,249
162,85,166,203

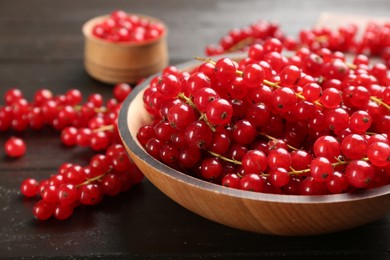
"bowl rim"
82,13,168,47
118,52,390,205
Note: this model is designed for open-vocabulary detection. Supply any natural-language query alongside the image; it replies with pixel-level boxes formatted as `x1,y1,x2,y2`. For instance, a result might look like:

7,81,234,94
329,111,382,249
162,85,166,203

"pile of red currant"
2,84,143,220
206,20,390,67
138,26,390,195
205,20,283,56
91,10,165,43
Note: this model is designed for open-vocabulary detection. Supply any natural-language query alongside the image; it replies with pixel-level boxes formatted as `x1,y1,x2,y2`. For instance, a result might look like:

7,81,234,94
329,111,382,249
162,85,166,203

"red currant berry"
193,87,219,112
185,72,211,96
20,178,39,197
206,99,233,126
241,150,268,173
269,167,290,187
242,63,265,88
291,150,312,170
79,184,103,205
267,148,291,170
349,110,372,134
113,83,132,102
232,120,257,145
313,135,340,161
299,176,328,195
367,142,390,167
215,58,237,84
320,87,342,109
58,184,79,206
222,173,241,189
167,103,198,130
271,87,297,113
200,158,222,180
185,120,213,149
341,134,367,160
178,146,201,168
325,108,349,134
100,173,122,196
4,137,26,158
41,185,59,203
33,200,54,220
326,171,349,194
65,89,82,105
61,127,78,146
279,65,301,87
310,157,333,182
54,204,74,220
240,173,265,192
345,160,374,188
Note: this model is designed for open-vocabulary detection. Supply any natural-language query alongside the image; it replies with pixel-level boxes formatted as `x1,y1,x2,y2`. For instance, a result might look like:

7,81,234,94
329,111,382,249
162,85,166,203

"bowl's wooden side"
127,149,390,235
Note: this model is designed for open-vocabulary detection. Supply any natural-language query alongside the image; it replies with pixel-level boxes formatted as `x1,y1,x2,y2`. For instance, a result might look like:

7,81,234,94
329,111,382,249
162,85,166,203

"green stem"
226,37,256,53
73,105,107,113
177,93,197,109
207,150,242,165
258,132,299,151
289,168,311,175
177,92,216,132
76,172,108,188
288,157,369,176
370,96,390,112
92,124,114,133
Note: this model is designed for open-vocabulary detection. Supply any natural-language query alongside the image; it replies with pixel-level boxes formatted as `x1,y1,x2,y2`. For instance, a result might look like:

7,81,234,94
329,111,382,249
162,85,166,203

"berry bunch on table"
3,84,143,220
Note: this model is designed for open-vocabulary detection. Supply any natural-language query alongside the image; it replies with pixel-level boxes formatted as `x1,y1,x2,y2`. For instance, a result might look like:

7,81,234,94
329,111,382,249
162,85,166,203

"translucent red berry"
20,178,39,197
4,136,26,158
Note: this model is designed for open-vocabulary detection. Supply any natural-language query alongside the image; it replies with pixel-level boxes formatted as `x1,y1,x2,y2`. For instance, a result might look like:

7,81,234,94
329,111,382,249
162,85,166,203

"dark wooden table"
1,0,390,259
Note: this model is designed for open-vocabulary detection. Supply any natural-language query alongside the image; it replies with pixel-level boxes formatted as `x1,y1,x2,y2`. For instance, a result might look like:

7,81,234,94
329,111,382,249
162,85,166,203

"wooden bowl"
117,54,390,236
82,14,168,84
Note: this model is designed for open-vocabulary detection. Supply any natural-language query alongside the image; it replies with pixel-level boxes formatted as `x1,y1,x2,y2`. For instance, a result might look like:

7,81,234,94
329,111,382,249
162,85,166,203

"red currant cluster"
297,22,390,67
206,21,390,68
138,37,390,195
205,20,283,56
4,136,26,158
21,144,143,220
92,10,165,43
1,83,144,220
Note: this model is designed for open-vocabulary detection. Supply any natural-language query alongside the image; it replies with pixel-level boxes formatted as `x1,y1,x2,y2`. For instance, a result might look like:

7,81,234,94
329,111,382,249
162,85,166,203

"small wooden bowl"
118,54,390,236
82,14,168,84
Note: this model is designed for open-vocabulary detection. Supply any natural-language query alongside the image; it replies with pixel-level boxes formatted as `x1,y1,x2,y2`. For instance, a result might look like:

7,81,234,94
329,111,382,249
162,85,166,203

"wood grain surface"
0,0,389,259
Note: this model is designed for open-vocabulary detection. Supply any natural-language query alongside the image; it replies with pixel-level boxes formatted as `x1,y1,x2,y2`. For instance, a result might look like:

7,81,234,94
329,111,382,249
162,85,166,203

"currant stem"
76,172,108,188
177,93,197,109
177,92,216,132
288,168,311,175
258,132,299,151
370,96,390,111
73,105,107,113
207,150,242,165
287,157,369,176
226,37,256,53
194,57,214,64
263,79,279,88
262,80,323,107
199,113,216,132
92,124,115,133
